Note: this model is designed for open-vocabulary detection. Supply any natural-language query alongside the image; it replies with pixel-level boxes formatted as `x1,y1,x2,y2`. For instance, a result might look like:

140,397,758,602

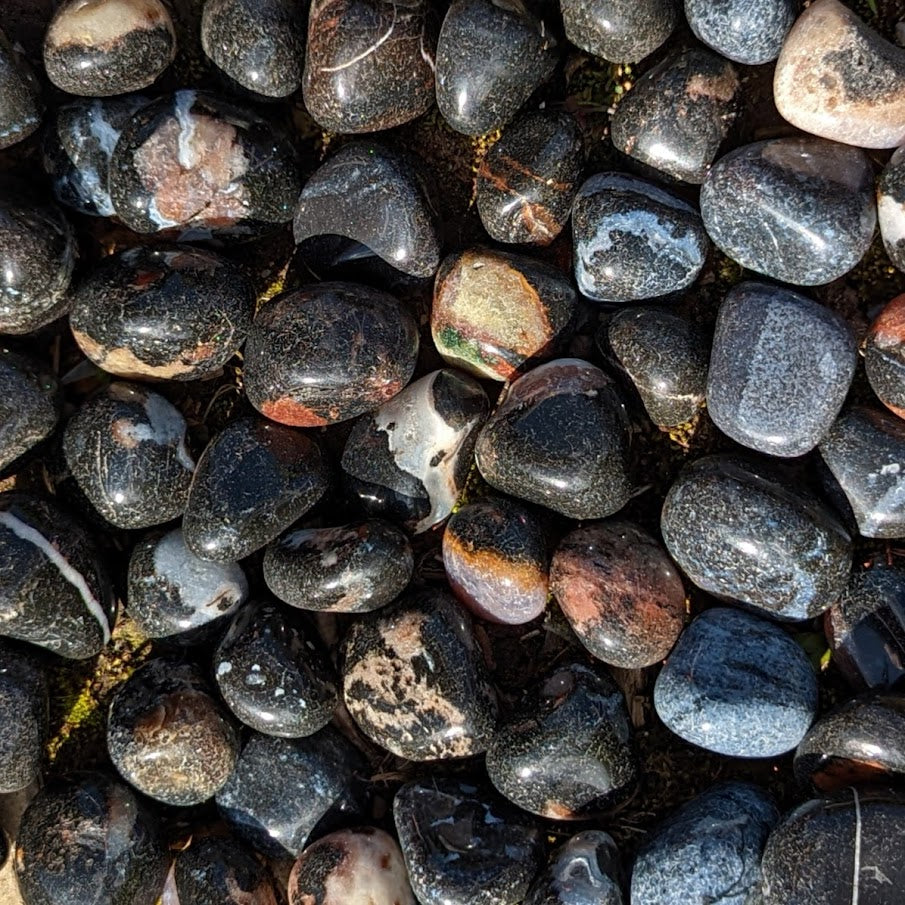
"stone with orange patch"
866,294,905,421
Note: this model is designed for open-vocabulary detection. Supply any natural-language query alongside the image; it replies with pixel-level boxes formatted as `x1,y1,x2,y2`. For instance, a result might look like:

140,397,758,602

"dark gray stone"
0,349,58,473
865,293,905,418
685,0,796,65
0,640,47,793
523,831,623,905
0,28,41,150
560,0,679,63
171,836,277,905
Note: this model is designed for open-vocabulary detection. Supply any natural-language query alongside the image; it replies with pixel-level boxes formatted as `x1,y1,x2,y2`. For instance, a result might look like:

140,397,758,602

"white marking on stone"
174,90,198,170
121,392,195,472
217,661,232,676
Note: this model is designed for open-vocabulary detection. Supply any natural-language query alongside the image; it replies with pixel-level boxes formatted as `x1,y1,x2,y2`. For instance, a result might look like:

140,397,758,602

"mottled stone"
214,601,338,736
761,787,905,904
443,498,548,625
0,492,114,659
475,359,633,520
202,0,304,98
707,282,856,457
63,382,195,529
878,149,905,273
818,406,905,539
395,779,543,905
0,28,42,150
700,137,876,285
0,349,58,472
263,519,413,614
14,773,169,905
630,782,779,905
686,0,796,65
303,0,435,132
127,527,248,642
109,90,301,234
245,282,419,426
572,173,708,303
341,589,498,760
0,196,75,335
341,369,488,534
486,661,637,819
69,245,254,381
0,641,47,793
476,110,584,246
183,417,329,562
560,0,679,63
293,141,440,279
602,307,706,428
288,828,414,905
611,49,738,184
654,607,818,757
523,831,623,905
550,521,684,669
171,837,277,905
216,728,364,859
43,0,176,96
774,0,905,148
661,455,852,621
865,293,905,417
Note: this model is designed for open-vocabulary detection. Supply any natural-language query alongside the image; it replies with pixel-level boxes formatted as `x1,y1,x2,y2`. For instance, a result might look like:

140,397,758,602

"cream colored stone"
46,0,173,50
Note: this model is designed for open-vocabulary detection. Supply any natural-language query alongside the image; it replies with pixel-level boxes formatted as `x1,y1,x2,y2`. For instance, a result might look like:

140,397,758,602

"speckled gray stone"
685,0,796,65
170,836,278,905
700,137,876,285
0,349,58,473
0,28,42,150
879,148,905,273
0,640,47,793
707,282,856,457
523,831,623,905
560,0,679,63
573,173,709,303
630,781,779,905
654,607,818,757
661,455,852,621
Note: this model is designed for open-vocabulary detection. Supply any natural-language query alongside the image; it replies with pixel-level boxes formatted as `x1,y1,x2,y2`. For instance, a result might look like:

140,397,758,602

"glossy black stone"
523,831,623,905
0,348,59,472
0,492,114,659
475,359,633,520
293,141,440,279
0,640,47,793
394,778,544,905
69,245,254,382
263,519,413,613
610,48,739,184
63,382,195,529
560,0,679,63
0,28,42,150
685,0,796,65
170,836,277,905
214,601,338,736
183,417,329,562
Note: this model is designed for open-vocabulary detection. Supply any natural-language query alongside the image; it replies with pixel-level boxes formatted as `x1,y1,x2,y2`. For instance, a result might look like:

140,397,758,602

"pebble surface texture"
0,349,58,473
610,48,739,184
865,293,905,417
685,0,796,65
700,137,877,285
661,455,852,620
653,607,819,758
774,0,905,149
572,173,709,302
878,148,905,273
170,836,277,905
630,781,779,905
706,282,856,457
0,640,47,793
0,28,42,150
560,0,678,63
523,831,624,905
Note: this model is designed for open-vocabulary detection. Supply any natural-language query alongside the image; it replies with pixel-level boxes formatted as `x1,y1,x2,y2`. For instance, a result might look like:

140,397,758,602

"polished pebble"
523,831,623,905
865,293,905,418
560,0,679,63
0,28,42,150
0,640,47,793
0,348,58,472
685,0,796,65
878,149,905,273
170,836,277,905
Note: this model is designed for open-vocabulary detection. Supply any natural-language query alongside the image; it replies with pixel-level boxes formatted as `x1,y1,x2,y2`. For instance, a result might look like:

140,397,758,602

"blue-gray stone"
524,831,623,905
631,781,779,905
653,607,818,757
685,0,797,65
660,455,852,621
700,137,876,285
707,282,856,457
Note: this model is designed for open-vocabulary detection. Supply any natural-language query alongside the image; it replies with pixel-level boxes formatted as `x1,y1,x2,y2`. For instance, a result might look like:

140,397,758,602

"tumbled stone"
0,492,114,659
573,173,708,303
700,137,876,285
818,406,905,539
602,307,707,428
610,48,739,184
476,110,584,246
707,282,856,457
214,601,338,736
432,248,577,381
686,0,796,65
560,0,679,63
523,831,623,905
0,349,58,472
341,589,498,760
43,0,176,96
63,383,195,529
0,640,47,793
661,455,851,621
245,282,419,426
303,0,435,132
865,293,905,418
263,519,413,614
475,359,632,520
15,773,169,905
394,778,544,905
654,607,818,757
774,0,905,149
342,369,488,534
216,728,364,858
878,149,905,273
443,498,548,625
107,658,240,806
631,782,779,905
761,787,905,904
127,527,248,642
550,521,684,669
69,245,254,381
171,837,277,905
0,28,42,150
183,417,328,562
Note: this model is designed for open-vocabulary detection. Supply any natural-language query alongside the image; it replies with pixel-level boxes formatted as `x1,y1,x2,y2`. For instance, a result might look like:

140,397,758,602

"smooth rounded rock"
0,28,42,150
0,640,47,793
560,0,679,63
878,148,905,273
171,836,277,905
686,0,796,65
523,831,623,905
865,293,905,418
0,349,59,472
